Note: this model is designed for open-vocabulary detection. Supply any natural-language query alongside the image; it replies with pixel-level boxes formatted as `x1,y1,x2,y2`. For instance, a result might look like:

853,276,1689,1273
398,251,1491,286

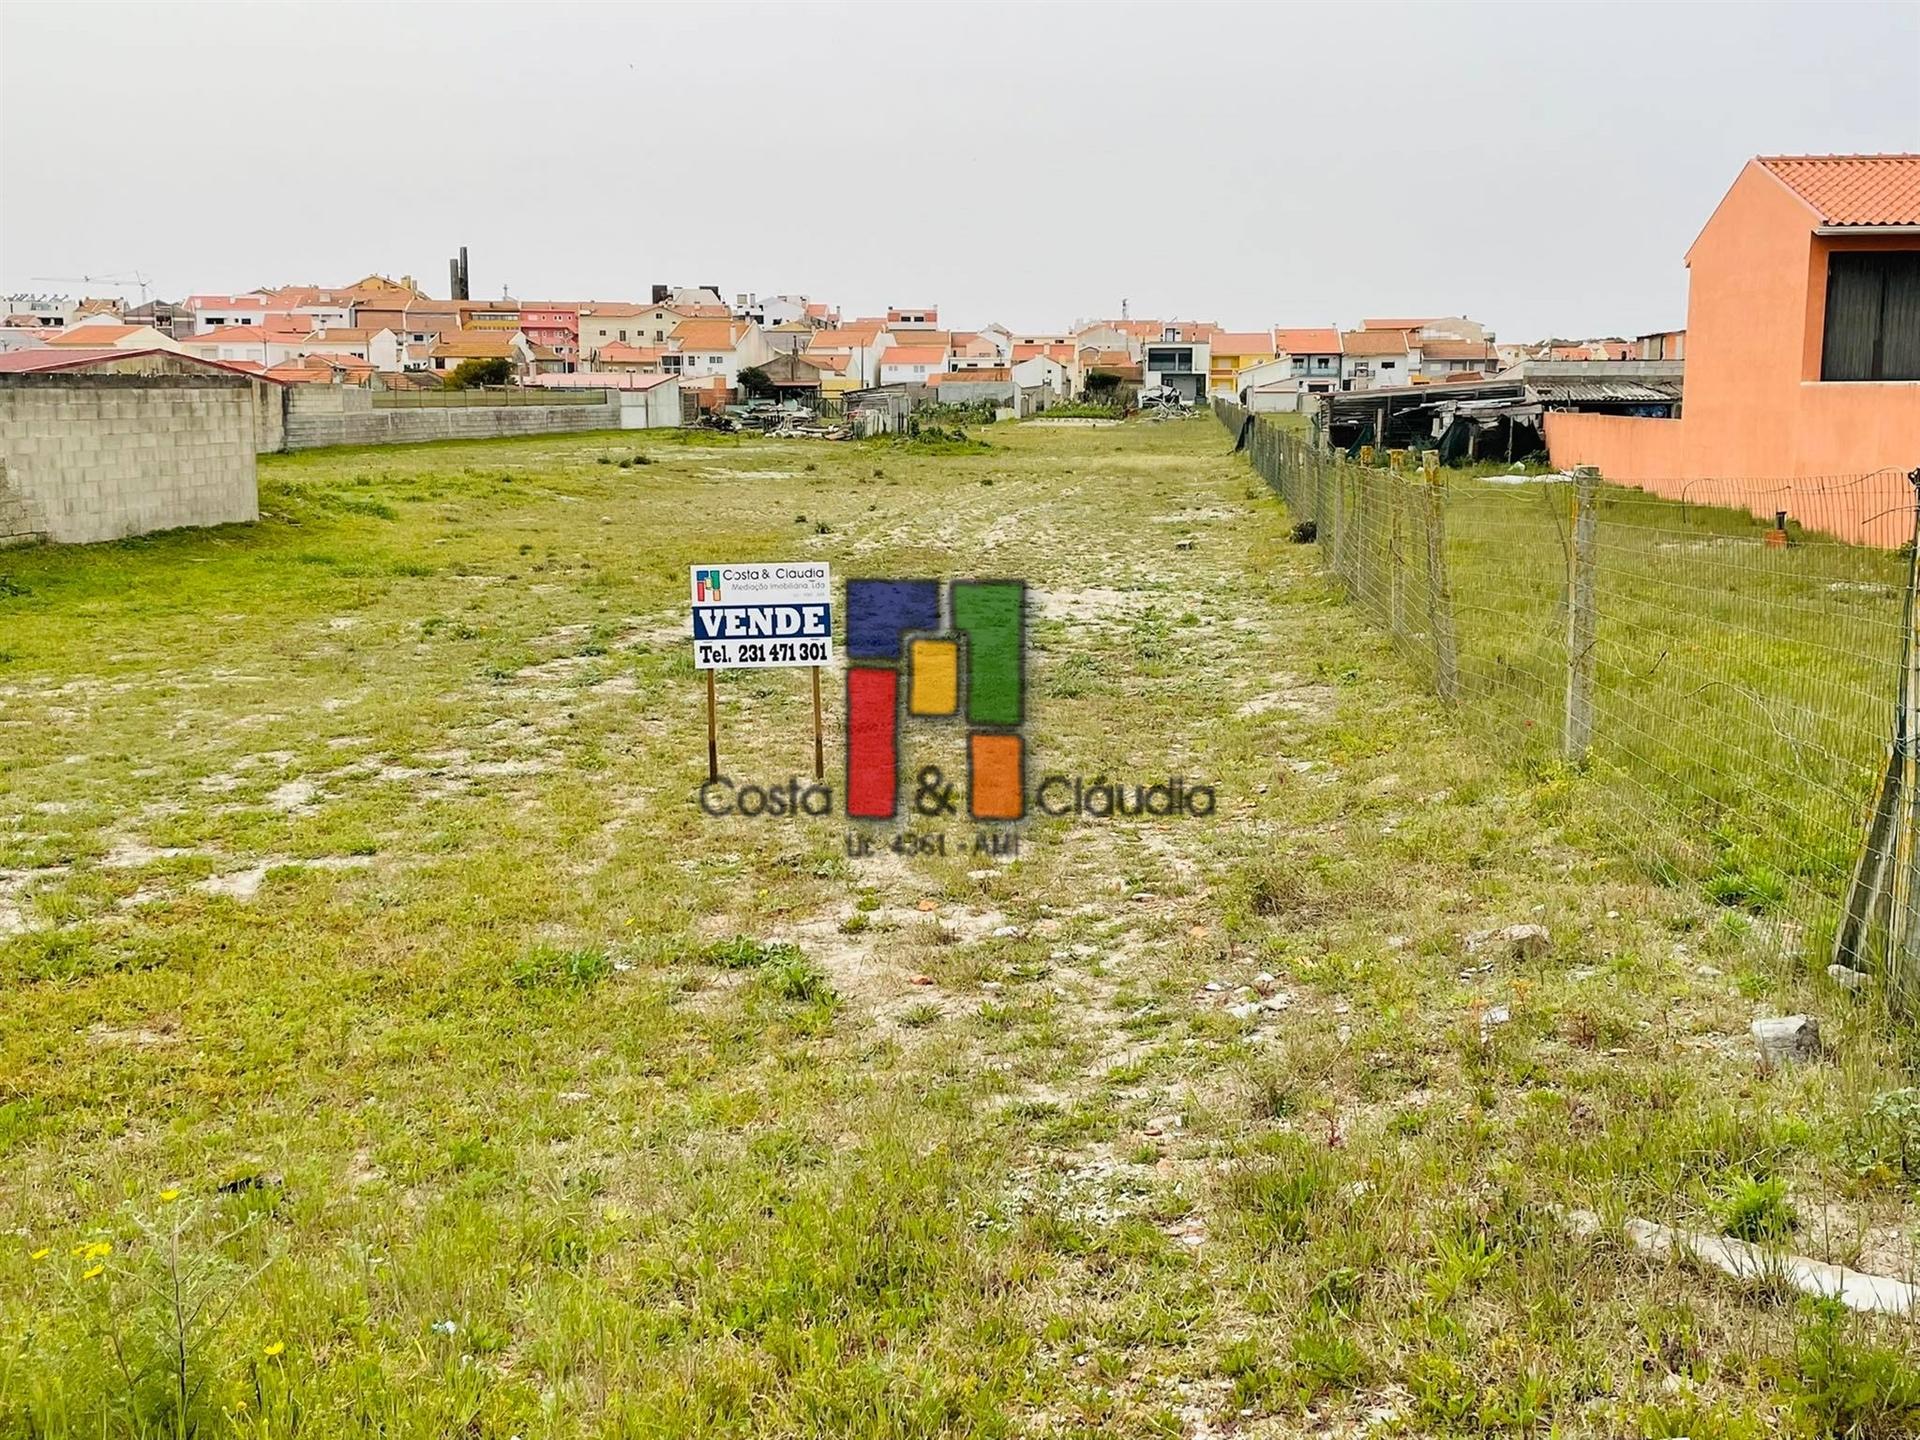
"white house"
741,294,813,327
1337,329,1412,391
879,344,947,386
177,325,304,368
1011,353,1071,398
184,294,272,332
1236,356,1304,412
1271,327,1343,398
1141,329,1210,402
302,327,404,372
665,317,773,390
806,325,886,387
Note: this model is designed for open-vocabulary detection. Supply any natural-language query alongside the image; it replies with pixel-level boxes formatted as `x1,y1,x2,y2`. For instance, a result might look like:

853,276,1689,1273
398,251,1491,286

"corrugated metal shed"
1532,380,1682,404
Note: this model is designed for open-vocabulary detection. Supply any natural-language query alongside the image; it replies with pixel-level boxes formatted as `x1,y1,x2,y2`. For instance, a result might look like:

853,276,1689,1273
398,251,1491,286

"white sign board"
690,563,834,670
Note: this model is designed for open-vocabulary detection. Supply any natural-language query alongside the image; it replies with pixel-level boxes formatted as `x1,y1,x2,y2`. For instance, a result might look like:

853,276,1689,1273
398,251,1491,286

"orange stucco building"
1547,155,1920,545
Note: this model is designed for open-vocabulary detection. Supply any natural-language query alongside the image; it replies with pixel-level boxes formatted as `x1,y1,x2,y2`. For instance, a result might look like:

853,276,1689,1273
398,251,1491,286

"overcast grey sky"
3,1,1916,339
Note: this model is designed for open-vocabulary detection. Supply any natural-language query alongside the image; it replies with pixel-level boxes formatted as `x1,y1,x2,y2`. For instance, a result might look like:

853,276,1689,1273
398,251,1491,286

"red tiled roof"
928,368,1011,384
1756,154,1920,226
1209,331,1275,357
264,354,372,385
0,348,123,370
881,346,946,366
598,343,664,363
431,332,521,359
186,294,269,311
1362,317,1435,331
670,318,745,351
1340,329,1410,358
809,325,880,349
1420,339,1495,361
47,324,146,346
180,328,275,350
0,348,288,383
1012,343,1074,363
1273,327,1341,354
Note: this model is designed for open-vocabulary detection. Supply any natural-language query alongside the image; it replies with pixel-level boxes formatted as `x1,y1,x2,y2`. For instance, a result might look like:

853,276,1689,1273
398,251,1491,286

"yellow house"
1208,330,1278,398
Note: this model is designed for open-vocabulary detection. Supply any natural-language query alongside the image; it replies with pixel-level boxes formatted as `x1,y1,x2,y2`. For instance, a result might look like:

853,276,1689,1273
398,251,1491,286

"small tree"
445,357,513,389
737,365,774,399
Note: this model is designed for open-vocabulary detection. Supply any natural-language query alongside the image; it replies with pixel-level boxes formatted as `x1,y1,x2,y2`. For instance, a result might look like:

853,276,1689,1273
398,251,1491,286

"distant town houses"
1,273,1669,416
0,230,1740,424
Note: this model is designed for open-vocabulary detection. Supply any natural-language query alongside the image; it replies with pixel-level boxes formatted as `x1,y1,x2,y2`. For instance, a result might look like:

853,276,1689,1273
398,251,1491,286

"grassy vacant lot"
2,417,1916,1438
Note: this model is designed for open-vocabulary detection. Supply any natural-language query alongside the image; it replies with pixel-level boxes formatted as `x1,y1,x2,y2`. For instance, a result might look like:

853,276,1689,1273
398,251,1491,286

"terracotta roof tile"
881,346,947,366
48,324,145,346
809,325,880,348
431,333,521,359
1419,339,1495,361
1757,153,1920,226
1273,327,1341,354
669,318,744,350
1209,331,1276,357
930,367,1010,383
1339,329,1410,358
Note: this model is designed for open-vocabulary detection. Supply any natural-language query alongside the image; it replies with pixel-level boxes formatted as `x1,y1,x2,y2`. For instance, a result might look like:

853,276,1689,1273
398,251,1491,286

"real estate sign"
690,563,834,670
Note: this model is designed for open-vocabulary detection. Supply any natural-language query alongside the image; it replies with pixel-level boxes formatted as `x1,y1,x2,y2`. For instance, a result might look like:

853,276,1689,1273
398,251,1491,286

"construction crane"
28,271,154,304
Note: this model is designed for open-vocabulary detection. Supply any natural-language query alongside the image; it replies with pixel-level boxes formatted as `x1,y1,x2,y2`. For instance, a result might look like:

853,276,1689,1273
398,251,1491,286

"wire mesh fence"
1220,399,1920,1006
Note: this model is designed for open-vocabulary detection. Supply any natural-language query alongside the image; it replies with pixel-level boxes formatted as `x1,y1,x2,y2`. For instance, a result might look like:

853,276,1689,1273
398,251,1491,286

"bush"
1719,1174,1795,1242
445,357,513,389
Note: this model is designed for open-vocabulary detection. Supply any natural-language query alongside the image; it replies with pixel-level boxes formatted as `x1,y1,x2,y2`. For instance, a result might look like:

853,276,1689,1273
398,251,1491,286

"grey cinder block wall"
0,374,260,546
282,387,621,449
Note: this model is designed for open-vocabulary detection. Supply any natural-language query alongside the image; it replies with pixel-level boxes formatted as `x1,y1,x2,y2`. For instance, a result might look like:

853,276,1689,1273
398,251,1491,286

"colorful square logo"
845,579,1026,820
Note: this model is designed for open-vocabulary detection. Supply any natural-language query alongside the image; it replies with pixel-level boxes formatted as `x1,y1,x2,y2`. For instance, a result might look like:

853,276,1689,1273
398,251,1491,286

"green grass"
2,419,1916,1436
1239,411,1909,975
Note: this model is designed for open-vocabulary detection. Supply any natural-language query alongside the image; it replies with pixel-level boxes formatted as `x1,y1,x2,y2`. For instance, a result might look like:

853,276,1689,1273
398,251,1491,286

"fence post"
1421,450,1460,703
1836,467,1920,1008
1563,466,1599,762
1332,455,1349,584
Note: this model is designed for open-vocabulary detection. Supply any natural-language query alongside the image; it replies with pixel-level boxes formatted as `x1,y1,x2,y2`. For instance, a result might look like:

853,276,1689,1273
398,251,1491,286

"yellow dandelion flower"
262,1341,285,1358
30,1247,51,1261
82,1264,105,1280
84,1241,112,1259
159,1188,181,1203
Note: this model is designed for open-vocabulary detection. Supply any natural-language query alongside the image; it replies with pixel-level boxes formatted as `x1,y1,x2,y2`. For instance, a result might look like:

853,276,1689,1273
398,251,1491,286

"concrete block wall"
283,386,621,450
0,374,259,544
43,351,286,454
0,456,44,546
